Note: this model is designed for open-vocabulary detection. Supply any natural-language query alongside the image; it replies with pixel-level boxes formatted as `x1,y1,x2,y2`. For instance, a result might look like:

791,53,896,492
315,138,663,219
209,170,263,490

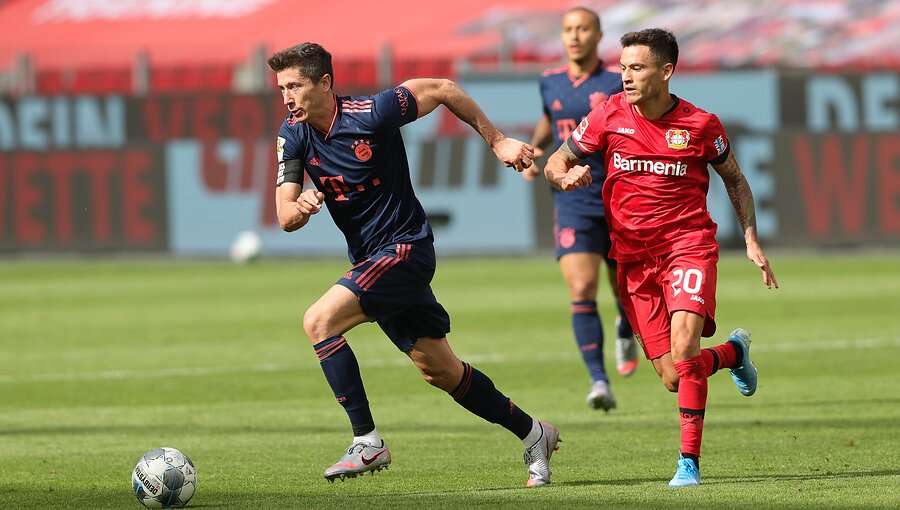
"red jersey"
568,93,730,262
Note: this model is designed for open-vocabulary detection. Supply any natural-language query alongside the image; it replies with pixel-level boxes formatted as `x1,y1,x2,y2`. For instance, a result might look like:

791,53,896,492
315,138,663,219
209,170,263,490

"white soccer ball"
132,447,197,508
229,230,262,263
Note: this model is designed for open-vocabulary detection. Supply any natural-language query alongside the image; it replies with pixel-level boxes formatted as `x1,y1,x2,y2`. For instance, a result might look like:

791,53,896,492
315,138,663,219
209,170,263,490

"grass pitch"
0,252,898,509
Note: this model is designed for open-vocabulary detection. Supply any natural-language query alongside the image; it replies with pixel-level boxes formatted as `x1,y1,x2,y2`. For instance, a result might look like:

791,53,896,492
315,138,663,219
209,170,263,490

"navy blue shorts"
554,209,613,261
337,240,451,352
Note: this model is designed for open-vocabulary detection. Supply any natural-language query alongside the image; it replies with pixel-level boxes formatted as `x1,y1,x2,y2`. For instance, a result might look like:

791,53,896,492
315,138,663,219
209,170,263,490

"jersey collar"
568,59,601,88
317,93,339,140
661,95,681,117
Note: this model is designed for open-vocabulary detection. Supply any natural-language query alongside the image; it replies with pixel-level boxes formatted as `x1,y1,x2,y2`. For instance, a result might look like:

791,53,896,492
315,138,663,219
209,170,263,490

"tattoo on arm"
559,141,581,165
545,141,584,190
713,151,756,233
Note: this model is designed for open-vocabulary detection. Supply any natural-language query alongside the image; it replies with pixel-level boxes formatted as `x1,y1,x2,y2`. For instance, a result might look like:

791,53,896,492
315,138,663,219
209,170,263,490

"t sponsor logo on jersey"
616,127,635,134
612,152,687,177
352,139,373,162
665,129,690,149
589,92,608,109
551,99,564,111
572,117,590,142
714,135,727,156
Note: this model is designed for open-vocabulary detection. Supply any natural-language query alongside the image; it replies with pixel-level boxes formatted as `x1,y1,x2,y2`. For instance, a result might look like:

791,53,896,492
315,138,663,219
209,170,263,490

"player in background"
269,43,560,487
522,6,639,412
542,28,778,487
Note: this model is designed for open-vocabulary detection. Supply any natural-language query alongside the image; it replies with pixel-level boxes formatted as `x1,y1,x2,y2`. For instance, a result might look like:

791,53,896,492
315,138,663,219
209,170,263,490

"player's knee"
569,279,598,300
419,365,454,390
662,373,679,392
302,305,328,342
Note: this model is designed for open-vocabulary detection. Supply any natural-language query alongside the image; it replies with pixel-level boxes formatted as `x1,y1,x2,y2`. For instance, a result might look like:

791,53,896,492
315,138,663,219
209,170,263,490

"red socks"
674,356,707,459
701,342,738,376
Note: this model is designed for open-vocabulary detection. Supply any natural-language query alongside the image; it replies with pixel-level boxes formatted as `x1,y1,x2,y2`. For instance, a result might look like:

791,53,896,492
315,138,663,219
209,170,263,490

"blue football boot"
668,455,701,487
727,328,757,396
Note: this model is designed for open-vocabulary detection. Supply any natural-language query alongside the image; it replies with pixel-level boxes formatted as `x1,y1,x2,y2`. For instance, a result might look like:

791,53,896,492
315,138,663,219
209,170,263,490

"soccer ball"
229,230,262,263
132,447,196,508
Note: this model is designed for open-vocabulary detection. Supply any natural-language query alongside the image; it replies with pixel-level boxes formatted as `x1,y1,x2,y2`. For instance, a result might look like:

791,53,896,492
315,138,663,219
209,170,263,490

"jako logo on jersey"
352,139,373,161
551,99,563,111
612,152,687,176
589,92,608,109
616,127,635,134
665,129,690,149
572,117,590,142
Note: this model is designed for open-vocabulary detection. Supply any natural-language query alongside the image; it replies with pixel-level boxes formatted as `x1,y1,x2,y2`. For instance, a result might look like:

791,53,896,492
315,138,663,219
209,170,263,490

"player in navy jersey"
268,42,560,487
542,29,778,487
521,7,639,412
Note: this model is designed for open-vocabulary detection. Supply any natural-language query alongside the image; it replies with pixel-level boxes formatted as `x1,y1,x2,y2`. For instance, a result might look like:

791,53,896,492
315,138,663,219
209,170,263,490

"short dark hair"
620,28,679,69
267,42,334,85
565,6,601,31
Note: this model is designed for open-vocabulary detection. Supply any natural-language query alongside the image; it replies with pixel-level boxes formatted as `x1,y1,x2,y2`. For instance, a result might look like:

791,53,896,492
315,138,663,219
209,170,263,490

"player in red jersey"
541,28,778,487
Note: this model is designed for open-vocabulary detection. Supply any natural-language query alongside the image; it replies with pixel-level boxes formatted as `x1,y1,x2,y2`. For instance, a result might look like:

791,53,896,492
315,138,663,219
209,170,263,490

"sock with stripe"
616,300,634,338
571,300,607,382
450,362,534,440
700,341,740,376
314,335,375,436
674,355,707,461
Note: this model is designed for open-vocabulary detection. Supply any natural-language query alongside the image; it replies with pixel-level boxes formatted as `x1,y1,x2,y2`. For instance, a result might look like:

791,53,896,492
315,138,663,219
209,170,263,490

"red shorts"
617,243,719,360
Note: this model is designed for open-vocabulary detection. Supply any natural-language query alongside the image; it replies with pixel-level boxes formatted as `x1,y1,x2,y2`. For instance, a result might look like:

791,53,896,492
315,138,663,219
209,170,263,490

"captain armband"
276,159,304,186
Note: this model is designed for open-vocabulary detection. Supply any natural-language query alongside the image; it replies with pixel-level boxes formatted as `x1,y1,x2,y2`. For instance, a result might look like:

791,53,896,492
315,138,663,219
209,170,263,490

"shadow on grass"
703,468,900,485
557,468,900,488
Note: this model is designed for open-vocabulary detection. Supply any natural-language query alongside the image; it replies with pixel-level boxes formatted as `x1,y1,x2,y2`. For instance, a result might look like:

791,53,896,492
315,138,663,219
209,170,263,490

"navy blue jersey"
276,86,432,263
539,62,622,217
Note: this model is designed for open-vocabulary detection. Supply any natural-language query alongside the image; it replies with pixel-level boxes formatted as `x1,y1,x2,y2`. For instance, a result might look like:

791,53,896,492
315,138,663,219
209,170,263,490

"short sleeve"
568,104,607,159
371,86,419,132
539,79,550,117
276,122,304,187
704,114,731,165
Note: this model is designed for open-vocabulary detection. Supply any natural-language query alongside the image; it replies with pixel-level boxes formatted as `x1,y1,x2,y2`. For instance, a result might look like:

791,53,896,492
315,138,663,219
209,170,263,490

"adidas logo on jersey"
551,99,563,111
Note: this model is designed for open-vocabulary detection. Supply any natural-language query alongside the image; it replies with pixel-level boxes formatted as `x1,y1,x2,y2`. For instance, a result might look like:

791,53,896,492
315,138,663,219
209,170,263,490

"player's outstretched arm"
544,141,592,192
400,78,534,171
712,151,779,289
276,183,324,232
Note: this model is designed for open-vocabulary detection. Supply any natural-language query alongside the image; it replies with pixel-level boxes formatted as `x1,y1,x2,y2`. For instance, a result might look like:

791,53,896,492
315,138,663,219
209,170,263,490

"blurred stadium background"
1,0,899,256
2,2,900,508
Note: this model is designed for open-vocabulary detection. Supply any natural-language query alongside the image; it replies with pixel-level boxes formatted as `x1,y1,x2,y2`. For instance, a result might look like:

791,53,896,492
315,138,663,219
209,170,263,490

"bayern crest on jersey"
665,129,690,149
589,92,608,109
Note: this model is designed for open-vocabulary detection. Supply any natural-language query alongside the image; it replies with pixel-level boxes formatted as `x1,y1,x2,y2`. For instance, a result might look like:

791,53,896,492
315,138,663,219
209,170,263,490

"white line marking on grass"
2,337,898,384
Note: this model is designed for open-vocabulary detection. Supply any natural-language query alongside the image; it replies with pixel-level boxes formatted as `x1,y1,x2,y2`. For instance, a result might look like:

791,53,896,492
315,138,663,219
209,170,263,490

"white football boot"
323,441,391,482
524,422,561,487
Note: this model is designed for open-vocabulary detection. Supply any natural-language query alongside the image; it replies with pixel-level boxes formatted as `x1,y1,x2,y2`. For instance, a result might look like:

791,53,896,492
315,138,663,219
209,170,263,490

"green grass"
1,253,899,509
